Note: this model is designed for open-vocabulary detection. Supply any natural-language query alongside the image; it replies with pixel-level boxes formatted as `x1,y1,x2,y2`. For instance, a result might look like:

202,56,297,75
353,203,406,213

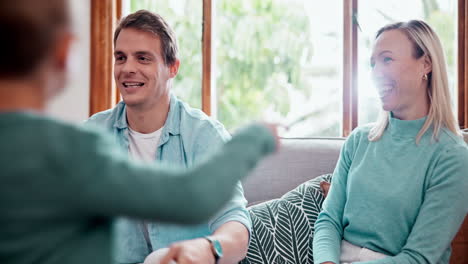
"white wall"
46,0,90,123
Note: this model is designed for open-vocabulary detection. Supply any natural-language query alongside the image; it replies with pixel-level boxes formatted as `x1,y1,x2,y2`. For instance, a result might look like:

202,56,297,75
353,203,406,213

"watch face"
212,239,223,258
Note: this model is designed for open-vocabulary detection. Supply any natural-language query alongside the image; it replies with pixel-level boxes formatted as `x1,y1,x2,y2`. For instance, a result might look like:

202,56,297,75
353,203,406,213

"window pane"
358,0,457,125
126,0,202,109
215,0,343,137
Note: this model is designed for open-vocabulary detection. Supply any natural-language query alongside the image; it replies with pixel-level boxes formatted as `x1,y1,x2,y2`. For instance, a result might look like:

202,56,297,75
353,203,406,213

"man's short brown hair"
0,0,69,78
114,10,178,66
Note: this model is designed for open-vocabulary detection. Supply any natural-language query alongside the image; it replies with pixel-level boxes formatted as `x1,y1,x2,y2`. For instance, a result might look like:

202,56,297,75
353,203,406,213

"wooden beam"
342,0,359,136
458,0,467,129
202,0,213,116
450,2,468,264
89,0,120,117
451,216,468,264
114,0,123,105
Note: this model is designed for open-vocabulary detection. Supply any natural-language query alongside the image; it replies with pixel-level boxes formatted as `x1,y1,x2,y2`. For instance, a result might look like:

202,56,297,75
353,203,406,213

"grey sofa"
241,131,468,264
244,131,468,204
243,137,344,205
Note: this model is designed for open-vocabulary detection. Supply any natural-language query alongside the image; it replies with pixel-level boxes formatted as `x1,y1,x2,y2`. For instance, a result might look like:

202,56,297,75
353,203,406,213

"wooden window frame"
202,0,214,116
343,0,359,137
90,0,468,133
458,0,468,129
89,0,121,116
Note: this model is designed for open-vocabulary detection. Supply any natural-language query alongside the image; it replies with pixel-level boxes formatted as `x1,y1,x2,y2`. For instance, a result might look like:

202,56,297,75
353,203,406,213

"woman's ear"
423,54,432,76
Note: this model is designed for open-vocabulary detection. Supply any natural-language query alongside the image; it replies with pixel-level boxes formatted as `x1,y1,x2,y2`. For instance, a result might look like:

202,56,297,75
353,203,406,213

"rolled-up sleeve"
194,123,252,235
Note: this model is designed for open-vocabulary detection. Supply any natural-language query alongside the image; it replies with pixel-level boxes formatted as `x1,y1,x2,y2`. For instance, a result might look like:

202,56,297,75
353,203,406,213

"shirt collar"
388,111,428,138
113,101,128,129
162,93,181,136
112,93,181,136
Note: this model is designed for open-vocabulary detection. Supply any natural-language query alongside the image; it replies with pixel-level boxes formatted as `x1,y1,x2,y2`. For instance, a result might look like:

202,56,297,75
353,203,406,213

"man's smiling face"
114,28,175,110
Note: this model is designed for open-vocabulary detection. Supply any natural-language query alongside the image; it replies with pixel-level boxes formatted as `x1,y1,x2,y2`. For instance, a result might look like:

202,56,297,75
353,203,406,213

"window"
123,0,344,136
358,0,457,125
214,0,343,137
90,0,468,135
126,0,203,109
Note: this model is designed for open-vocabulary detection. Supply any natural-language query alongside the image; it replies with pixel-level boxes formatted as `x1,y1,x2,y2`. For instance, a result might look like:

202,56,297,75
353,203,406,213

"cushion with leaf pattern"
240,173,333,264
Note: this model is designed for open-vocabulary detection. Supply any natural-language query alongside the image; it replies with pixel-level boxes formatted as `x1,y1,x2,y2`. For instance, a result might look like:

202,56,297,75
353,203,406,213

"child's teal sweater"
0,112,275,264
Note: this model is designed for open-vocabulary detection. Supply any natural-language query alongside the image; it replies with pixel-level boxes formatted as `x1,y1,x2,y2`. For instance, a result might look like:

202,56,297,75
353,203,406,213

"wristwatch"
204,236,223,263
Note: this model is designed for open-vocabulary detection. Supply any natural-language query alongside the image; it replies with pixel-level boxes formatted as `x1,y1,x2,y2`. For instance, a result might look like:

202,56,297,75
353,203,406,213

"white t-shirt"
128,126,163,162
127,126,164,250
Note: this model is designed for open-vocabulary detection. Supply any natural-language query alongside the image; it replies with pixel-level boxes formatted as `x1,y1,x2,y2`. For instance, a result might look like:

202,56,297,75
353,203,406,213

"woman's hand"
320,181,331,197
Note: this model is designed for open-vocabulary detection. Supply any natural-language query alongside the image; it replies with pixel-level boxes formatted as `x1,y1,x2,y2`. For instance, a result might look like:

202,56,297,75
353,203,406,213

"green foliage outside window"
128,0,456,135
215,0,315,129
130,0,203,109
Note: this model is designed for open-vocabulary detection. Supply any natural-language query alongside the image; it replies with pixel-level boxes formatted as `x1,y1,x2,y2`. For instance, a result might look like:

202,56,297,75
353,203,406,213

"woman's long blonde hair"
368,20,461,143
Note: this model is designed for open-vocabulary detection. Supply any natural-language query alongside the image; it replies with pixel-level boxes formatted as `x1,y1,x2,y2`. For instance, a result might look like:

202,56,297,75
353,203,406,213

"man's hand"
159,238,215,264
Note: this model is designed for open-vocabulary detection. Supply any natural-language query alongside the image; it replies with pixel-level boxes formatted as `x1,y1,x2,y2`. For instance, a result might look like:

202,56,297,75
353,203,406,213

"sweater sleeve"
313,131,356,264
356,145,468,264
71,123,276,224
193,125,251,234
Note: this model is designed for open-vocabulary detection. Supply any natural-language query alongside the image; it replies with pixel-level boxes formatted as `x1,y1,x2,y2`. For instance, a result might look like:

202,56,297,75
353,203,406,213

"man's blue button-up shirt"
85,94,251,264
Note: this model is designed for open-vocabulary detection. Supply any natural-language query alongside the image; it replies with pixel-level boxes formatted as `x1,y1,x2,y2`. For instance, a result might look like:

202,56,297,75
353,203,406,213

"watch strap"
204,236,222,263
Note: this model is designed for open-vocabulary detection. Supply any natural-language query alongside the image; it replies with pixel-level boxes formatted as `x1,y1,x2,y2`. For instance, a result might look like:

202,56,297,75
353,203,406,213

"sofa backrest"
244,130,468,205
242,137,345,205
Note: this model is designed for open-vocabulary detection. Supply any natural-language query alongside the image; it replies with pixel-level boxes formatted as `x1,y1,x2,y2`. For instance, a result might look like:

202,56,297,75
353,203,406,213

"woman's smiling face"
370,29,431,120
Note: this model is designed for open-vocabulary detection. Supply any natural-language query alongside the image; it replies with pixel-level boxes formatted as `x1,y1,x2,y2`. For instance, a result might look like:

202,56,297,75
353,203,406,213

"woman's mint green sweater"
313,115,468,264
0,112,275,264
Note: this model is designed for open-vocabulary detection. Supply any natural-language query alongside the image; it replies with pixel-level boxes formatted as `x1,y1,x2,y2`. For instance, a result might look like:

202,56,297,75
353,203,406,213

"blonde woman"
313,20,468,264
